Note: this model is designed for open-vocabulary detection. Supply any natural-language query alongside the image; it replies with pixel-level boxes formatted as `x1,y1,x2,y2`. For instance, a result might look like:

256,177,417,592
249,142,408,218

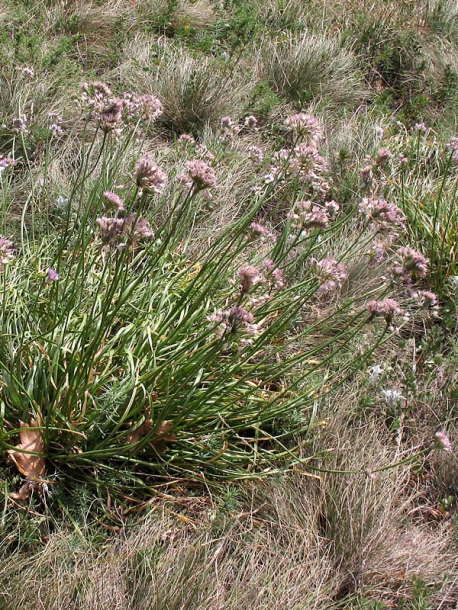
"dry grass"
1,404,456,610
259,32,367,106
171,0,216,31
116,39,252,134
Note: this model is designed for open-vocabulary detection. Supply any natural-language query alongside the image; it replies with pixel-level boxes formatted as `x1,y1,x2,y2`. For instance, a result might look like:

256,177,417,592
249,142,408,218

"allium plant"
375,124,458,290
0,92,400,504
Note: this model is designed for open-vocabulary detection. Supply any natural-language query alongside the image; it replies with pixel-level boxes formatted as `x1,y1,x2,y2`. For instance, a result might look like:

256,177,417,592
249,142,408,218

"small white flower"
368,364,384,382
381,388,403,406
56,196,69,208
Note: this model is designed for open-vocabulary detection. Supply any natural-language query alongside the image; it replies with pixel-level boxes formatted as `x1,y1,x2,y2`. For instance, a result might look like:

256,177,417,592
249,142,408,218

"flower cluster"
375,147,392,167
434,431,452,452
0,236,15,270
393,246,429,282
177,133,196,146
81,82,163,136
103,191,125,212
249,222,277,243
48,112,64,136
414,122,427,133
263,259,284,289
238,265,262,294
288,200,339,232
12,114,28,134
414,289,439,310
15,65,34,78
244,115,258,130
208,306,260,338
264,143,330,200
285,113,323,145
0,156,16,172
135,157,167,195
289,143,328,185
96,215,154,249
314,257,348,295
248,146,264,166
255,114,329,198
360,164,373,186
47,268,60,282
220,116,240,140
178,159,217,191
366,298,402,323
359,197,406,233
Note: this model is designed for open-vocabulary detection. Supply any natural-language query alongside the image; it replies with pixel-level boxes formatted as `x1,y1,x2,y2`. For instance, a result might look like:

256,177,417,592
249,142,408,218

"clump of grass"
259,32,366,107
422,0,458,44
118,42,250,135
170,0,216,32
361,121,458,290
0,87,409,506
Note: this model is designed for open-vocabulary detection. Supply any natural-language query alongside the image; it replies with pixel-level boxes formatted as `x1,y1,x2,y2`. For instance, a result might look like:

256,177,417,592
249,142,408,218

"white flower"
381,388,403,406
368,364,384,383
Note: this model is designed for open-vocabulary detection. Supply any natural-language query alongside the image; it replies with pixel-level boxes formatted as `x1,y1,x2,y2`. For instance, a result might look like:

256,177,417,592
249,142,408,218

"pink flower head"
366,298,401,323
0,156,16,172
0,236,14,269
305,209,329,230
96,217,125,246
416,290,439,310
262,259,284,289
96,215,153,248
315,257,348,295
375,147,392,166
248,146,264,165
249,222,276,243
178,160,217,191
81,82,124,135
229,306,254,326
434,431,452,452
220,116,239,139
137,94,163,122
414,122,427,133
244,115,258,129
394,246,429,280
285,113,323,144
177,133,195,145
360,164,373,185
15,66,34,78
96,100,123,133
325,200,340,218
208,306,259,337
12,114,28,133
47,268,60,281
135,158,167,194
103,191,125,211
238,265,261,294
359,198,405,232
290,201,329,231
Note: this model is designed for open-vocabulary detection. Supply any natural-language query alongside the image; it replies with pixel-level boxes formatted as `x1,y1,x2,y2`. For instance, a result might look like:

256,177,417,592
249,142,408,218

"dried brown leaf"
151,420,176,445
7,419,45,480
126,419,152,443
10,481,32,501
126,419,176,445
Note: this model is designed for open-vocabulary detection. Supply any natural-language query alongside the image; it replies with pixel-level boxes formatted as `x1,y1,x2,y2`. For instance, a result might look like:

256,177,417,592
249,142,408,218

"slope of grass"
0,0,457,607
